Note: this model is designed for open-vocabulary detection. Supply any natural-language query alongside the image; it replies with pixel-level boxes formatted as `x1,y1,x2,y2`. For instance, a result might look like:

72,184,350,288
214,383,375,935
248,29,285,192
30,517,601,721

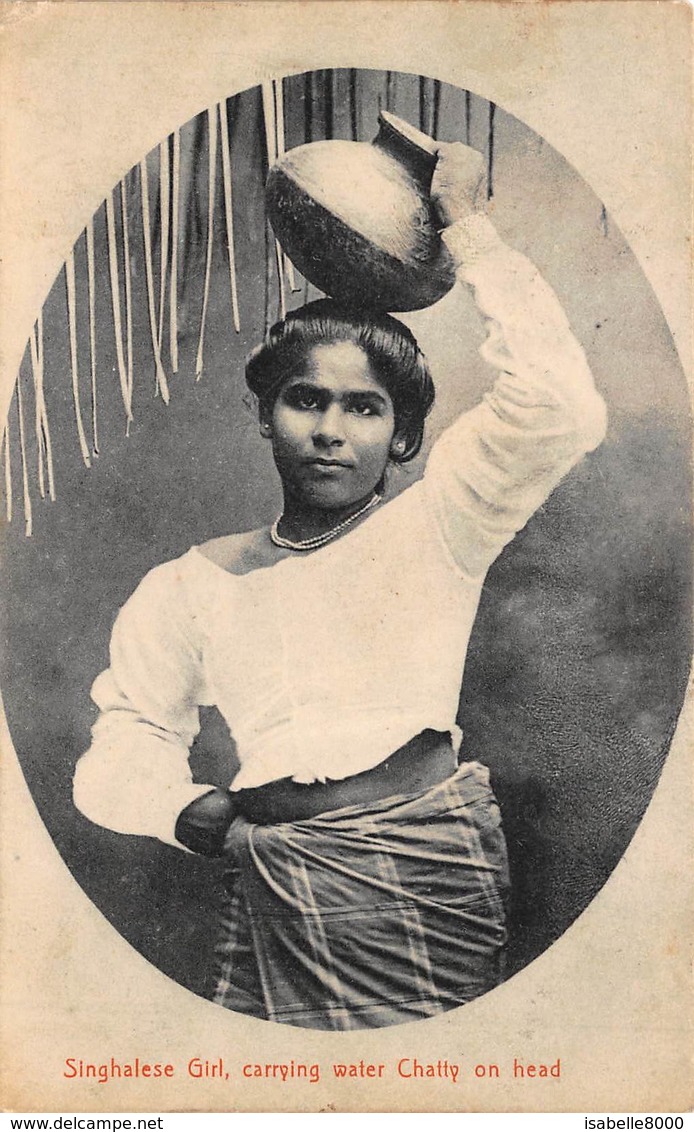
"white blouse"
73,213,607,848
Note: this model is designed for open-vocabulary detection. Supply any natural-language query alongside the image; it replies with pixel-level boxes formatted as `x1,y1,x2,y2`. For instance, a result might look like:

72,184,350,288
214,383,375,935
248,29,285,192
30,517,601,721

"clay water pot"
265,111,456,312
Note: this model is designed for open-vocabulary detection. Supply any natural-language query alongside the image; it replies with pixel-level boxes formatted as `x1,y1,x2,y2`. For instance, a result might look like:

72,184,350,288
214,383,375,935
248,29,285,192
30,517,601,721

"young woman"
73,144,607,1030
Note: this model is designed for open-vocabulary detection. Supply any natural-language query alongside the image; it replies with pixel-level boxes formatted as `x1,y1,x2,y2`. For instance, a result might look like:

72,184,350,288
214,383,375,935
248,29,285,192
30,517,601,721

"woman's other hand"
175,788,237,856
432,142,486,228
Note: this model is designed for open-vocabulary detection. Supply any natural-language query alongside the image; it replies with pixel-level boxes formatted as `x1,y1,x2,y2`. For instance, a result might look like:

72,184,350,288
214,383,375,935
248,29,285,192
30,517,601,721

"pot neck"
372,110,439,191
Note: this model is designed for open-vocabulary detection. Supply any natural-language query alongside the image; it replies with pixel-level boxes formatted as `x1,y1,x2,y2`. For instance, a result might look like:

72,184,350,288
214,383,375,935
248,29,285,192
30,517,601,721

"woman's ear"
390,432,407,458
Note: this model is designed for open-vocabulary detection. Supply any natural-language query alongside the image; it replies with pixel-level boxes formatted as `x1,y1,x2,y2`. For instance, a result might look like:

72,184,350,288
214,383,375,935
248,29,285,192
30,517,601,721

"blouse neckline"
187,481,419,581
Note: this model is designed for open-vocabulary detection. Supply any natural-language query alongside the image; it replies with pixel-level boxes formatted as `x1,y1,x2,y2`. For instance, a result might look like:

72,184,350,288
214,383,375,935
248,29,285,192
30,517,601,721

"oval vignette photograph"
0,69,690,1031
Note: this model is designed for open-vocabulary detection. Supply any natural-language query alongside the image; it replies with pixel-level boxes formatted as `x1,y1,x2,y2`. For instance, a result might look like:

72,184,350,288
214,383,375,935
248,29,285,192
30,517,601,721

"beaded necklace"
269,492,383,551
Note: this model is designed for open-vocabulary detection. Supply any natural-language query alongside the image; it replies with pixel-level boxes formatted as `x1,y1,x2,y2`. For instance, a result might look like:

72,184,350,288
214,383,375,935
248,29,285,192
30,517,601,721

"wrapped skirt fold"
212,760,509,1030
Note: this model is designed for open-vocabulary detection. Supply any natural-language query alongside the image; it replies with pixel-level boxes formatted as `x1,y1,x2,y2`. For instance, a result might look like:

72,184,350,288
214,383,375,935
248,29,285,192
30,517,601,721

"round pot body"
265,112,456,312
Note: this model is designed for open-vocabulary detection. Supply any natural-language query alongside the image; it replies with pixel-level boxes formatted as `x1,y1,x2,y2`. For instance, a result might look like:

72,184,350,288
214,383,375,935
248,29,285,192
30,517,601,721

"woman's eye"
285,387,321,410
350,401,376,416
297,393,320,410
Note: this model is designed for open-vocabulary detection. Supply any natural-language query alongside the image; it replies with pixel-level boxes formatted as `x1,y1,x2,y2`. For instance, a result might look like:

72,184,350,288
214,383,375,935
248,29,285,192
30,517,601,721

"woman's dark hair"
245,299,435,462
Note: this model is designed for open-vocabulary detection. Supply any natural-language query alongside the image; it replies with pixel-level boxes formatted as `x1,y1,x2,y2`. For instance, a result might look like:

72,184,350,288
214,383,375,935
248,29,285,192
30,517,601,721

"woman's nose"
312,405,345,446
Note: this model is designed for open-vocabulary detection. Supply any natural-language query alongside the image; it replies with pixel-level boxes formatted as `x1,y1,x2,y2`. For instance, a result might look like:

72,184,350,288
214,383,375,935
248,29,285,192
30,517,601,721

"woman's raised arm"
423,144,607,580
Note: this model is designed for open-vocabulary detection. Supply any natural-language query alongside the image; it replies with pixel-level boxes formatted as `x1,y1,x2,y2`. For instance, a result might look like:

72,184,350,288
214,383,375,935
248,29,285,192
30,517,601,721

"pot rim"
377,110,439,160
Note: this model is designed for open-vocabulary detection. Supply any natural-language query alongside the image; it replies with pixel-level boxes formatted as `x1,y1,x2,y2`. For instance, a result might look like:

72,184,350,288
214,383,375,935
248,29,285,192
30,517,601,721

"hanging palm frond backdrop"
2,69,613,537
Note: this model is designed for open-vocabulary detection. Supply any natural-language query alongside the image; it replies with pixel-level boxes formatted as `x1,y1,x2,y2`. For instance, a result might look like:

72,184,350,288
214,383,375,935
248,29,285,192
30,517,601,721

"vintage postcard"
0,0,691,1114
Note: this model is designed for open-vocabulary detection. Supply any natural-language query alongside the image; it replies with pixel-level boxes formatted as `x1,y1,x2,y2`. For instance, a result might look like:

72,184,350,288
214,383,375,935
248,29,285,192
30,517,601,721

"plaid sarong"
212,761,509,1030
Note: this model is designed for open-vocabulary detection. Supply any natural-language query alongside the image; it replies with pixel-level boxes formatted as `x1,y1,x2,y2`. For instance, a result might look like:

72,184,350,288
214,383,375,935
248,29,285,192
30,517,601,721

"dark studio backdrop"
0,70,690,1007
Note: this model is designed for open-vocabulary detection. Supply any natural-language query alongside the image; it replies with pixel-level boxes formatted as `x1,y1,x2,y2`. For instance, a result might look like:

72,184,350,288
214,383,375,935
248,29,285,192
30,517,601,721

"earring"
392,438,406,455
260,422,272,438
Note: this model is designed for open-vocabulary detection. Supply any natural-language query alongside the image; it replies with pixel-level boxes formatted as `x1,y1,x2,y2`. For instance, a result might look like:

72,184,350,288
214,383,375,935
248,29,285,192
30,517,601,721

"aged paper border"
0,0,691,1114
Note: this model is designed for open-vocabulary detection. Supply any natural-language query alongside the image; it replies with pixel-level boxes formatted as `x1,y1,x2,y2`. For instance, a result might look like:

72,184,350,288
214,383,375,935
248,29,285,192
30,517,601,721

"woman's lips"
304,458,353,470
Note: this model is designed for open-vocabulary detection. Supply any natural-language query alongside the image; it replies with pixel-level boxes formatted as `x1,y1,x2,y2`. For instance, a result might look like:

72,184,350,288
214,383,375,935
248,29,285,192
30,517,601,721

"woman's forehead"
291,341,387,394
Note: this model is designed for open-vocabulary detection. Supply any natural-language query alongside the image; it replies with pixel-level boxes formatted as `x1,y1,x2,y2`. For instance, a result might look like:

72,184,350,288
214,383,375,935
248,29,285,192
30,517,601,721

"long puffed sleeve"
424,212,607,579
73,559,215,848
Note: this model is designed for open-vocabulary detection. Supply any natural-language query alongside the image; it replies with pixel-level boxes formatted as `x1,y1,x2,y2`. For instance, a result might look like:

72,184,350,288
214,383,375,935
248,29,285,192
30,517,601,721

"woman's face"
265,341,400,511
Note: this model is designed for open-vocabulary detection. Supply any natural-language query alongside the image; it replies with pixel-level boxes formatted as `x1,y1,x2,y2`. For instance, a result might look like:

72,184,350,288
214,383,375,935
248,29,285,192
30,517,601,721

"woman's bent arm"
73,561,214,848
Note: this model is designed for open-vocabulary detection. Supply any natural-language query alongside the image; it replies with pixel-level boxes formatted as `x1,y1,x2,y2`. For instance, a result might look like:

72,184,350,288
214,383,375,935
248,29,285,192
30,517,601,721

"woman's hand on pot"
432,142,486,228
